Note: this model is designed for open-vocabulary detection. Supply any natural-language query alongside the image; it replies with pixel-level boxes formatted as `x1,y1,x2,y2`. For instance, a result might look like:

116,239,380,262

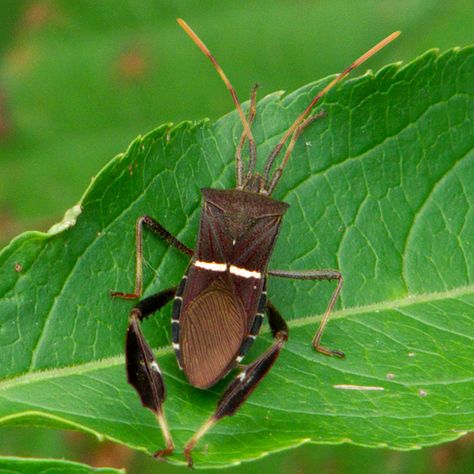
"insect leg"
236,84,259,188
183,301,288,467
112,215,193,299
126,287,176,458
268,268,344,358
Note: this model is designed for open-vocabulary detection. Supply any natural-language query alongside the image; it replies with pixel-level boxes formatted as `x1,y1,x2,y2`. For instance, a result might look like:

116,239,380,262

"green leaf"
0,456,123,474
0,46,473,468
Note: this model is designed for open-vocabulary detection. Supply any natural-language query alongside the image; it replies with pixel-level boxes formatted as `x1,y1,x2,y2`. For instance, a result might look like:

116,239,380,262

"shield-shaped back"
197,188,289,270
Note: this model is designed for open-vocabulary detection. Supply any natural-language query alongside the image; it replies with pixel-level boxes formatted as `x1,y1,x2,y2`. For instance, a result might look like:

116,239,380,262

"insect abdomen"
235,283,266,363
171,274,187,368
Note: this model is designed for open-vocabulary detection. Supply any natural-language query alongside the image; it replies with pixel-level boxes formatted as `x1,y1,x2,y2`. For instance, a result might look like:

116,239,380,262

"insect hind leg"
125,287,176,458
183,300,288,467
234,280,266,365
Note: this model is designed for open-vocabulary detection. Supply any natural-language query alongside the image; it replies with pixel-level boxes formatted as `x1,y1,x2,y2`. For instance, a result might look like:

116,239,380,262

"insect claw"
184,446,194,468
153,447,174,461
332,349,346,359
110,291,140,299
314,344,345,359
183,417,215,468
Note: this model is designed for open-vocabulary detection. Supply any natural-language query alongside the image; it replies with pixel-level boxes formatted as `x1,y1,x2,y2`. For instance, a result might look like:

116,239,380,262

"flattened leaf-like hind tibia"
126,316,166,412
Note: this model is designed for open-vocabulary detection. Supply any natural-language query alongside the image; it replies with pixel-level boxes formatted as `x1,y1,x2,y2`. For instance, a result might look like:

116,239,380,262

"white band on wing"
193,260,261,279
194,260,227,271
229,265,261,279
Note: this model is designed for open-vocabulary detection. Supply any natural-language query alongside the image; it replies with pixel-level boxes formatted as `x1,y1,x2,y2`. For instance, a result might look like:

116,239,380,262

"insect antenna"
177,18,256,188
263,30,400,195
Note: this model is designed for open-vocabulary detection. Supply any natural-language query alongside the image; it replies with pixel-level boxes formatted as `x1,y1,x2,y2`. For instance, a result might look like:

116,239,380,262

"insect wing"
180,275,246,388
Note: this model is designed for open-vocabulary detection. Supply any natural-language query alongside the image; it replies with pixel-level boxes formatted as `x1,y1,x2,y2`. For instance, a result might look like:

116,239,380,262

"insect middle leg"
183,300,288,467
112,215,193,299
268,268,344,358
125,287,176,458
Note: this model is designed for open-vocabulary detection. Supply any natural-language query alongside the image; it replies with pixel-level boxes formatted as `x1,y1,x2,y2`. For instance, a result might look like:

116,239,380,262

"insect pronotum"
111,19,400,467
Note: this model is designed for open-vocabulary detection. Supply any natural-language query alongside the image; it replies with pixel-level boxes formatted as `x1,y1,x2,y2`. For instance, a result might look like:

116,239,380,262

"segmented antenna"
177,18,257,186
263,30,400,193
178,19,399,195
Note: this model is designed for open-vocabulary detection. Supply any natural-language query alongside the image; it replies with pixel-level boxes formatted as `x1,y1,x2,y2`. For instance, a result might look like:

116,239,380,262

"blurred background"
0,0,473,472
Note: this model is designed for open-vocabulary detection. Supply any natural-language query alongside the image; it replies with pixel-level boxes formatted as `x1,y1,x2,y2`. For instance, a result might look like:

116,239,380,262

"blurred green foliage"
0,1,473,473
0,454,123,474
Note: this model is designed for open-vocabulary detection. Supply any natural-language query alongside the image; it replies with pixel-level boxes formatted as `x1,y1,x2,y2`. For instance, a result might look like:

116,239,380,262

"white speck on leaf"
48,204,82,235
333,384,384,391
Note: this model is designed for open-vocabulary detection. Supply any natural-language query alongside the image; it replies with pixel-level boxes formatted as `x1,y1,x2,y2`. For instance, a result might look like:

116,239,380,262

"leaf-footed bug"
111,19,399,466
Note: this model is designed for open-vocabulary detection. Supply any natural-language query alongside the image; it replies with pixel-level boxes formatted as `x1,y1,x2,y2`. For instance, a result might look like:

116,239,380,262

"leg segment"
112,215,193,299
125,287,176,458
236,84,259,188
268,268,344,358
183,300,288,467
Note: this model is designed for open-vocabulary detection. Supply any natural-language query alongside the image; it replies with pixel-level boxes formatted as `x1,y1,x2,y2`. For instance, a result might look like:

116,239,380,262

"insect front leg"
183,300,288,467
268,268,344,358
126,288,176,458
112,215,193,299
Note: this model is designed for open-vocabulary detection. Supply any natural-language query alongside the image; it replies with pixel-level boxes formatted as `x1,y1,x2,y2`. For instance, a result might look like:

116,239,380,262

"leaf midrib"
1,283,472,393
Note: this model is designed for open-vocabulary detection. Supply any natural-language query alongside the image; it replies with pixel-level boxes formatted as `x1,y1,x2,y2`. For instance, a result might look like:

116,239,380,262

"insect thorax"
195,188,289,271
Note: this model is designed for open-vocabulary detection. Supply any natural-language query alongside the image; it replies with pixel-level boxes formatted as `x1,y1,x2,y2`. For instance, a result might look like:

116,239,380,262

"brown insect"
112,19,399,466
